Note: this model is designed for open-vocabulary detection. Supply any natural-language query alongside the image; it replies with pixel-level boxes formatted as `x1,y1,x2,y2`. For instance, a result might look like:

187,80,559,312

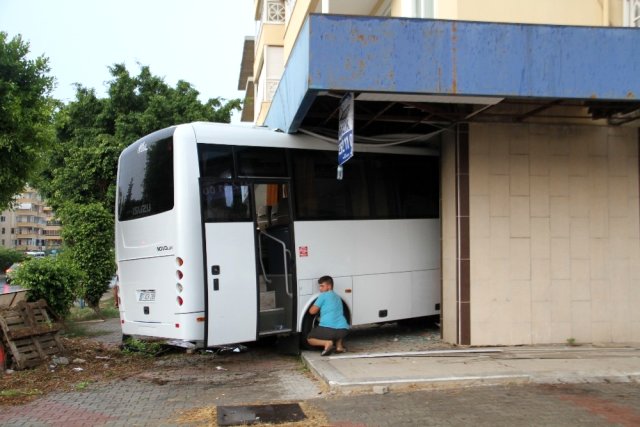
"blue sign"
338,92,354,166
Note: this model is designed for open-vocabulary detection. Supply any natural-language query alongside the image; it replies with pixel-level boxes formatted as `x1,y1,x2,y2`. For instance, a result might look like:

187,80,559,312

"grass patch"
121,337,165,357
0,389,43,398
67,294,119,322
74,381,92,390
60,321,106,338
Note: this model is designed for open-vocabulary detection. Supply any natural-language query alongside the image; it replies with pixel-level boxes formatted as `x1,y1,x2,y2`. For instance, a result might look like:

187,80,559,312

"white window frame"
414,0,434,18
624,0,640,27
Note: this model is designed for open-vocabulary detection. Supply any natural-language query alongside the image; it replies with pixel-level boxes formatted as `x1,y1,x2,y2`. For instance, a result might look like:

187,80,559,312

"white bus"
115,122,441,348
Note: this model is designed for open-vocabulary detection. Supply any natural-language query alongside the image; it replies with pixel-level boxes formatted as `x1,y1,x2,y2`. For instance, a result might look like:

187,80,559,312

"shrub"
0,247,25,272
59,202,115,315
12,256,83,318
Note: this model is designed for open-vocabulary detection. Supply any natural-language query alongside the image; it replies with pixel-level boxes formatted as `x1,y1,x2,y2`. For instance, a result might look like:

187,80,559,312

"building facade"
0,187,62,253
239,0,640,346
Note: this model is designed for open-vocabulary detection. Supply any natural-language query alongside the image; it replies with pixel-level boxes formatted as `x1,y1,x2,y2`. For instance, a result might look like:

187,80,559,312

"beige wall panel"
530,176,550,217
509,238,531,280
531,258,551,302
510,155,530,196
470,195,490,238
489,175,509,217
550,237,571,280
489,217,509,259
467,122,639,345
571,301,592,342
589,135,609,157
470,237,491,281
569,177,589,218
549,197,570,238
592,322,612,343
589,156,608,199
549,156,570,196
591,280,611,322
509,127,530,155
608,177,629,218
571,259,591,301
510,197,530,238
570,218,590,260
589,198,609,238
612,321,631,342
530,218,551,260
489,138,509,175
452,0,604,26
530,138,550,176
469,154,489,196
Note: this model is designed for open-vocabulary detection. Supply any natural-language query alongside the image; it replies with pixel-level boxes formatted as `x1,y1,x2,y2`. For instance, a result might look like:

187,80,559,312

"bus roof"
183,122,439,156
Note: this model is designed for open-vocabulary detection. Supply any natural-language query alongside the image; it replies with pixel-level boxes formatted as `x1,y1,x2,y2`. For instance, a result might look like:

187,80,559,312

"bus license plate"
137,290,156,302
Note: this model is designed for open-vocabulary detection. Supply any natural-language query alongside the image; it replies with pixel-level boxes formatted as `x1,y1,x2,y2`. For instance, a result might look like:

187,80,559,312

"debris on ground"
0,337,149,406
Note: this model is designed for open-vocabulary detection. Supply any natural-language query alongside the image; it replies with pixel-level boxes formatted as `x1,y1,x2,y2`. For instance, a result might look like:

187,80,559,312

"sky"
0,0,255,118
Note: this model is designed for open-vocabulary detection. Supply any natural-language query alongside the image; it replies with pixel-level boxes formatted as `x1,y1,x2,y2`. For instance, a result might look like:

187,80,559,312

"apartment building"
239,0,640,346
0,187,62,253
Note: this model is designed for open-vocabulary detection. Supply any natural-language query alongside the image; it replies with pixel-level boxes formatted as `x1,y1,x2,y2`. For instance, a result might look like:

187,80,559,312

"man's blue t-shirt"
315,290,349,329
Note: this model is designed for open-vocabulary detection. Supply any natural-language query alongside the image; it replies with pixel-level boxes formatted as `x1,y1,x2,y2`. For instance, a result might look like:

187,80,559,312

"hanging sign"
338,92,354,166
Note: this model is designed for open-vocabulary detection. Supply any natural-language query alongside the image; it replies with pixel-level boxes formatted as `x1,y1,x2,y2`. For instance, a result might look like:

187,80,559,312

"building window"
625,0,640,27
0,216,5,222
1,227,4,234
266,0,285,23
414,0,434,18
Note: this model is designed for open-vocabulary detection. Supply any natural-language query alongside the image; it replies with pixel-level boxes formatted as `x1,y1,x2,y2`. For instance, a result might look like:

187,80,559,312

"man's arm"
309,305,320,315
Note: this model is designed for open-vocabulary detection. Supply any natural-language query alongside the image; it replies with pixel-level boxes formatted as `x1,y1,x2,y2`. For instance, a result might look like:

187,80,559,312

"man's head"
318,275,334,292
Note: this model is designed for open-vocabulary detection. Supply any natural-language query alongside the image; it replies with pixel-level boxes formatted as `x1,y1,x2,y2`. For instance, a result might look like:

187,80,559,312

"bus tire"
120,333,132,349
300,312,319,350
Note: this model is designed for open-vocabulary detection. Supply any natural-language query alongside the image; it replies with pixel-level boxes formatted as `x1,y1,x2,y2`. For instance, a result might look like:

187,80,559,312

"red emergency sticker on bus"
299,246,308,257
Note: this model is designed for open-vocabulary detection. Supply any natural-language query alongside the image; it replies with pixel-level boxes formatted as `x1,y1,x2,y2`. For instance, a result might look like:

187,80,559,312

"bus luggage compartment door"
204,222,258,346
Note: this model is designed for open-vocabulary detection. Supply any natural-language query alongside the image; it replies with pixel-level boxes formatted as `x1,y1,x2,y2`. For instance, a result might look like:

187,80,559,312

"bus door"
200,180,257,346
254,182,294,336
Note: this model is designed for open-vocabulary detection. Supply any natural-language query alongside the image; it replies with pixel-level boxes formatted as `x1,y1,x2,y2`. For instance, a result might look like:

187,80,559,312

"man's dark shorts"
308,326,349,341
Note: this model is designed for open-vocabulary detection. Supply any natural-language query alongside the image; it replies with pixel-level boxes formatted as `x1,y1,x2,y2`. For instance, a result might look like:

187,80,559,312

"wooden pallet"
0,300,64,370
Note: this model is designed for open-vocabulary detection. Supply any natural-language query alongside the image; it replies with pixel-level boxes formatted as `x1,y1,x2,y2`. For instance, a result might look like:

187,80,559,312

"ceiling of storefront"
296,92,640,146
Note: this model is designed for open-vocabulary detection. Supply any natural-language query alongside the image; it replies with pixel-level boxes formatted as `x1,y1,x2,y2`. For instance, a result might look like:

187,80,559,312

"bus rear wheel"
300,312,319,350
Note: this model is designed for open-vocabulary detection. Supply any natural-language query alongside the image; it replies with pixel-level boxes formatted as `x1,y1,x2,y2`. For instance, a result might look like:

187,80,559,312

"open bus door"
200,180,294,347
200,181,257,346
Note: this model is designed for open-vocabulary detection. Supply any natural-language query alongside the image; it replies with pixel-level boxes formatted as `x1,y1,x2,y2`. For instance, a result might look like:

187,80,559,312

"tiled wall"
467,123,639,345
441,131,458,344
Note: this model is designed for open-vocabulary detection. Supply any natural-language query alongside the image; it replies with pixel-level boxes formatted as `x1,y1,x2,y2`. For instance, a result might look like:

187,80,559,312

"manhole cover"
217,403,306,426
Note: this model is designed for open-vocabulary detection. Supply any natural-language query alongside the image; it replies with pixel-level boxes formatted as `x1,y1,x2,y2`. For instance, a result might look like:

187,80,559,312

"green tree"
37,63,240,313
0,247,25,272
59,202,115,314
0,32,54,209
39,63,240,211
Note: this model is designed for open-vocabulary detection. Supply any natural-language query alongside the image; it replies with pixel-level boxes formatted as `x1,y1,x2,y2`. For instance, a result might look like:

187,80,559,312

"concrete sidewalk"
302,345,640,394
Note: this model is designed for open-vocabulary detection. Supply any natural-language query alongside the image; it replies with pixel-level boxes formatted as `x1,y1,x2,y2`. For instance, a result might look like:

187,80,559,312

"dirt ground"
1,316,444,407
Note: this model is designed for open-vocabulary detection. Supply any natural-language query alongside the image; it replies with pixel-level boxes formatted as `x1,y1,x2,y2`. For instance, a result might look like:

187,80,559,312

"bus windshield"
117,129,175,221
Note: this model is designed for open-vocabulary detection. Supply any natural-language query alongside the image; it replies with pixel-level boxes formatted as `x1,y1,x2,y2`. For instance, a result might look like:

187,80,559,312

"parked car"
5,263,21,284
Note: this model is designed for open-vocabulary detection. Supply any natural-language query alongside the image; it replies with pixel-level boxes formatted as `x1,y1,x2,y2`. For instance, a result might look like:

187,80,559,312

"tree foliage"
59,202,115,313
39,63,241,211
35,63,240,313
0,247,25,272
12,256,83,318
0,32,55,209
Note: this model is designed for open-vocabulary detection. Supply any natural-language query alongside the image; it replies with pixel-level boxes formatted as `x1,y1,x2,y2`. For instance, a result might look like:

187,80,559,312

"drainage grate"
217,403,306,426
